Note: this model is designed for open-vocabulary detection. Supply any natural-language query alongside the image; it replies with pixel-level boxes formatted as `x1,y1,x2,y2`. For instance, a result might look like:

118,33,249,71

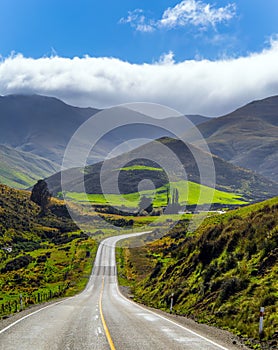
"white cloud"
159,0,236,29
158,51,176,65
119,9,155,32
120,1,236,32
1,39,278,117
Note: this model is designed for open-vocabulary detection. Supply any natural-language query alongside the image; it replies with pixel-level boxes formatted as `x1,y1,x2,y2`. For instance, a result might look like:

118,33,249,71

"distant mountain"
0,95,208,188
0,145,58,188
46,137,278,202
159,114,210,130
0,94,99,164
193,95,278,182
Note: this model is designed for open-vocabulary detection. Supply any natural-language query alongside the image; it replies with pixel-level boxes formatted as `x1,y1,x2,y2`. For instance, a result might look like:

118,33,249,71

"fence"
0,284,69,318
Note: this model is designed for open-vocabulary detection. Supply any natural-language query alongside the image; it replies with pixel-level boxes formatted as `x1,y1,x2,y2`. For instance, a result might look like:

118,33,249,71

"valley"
0,94,277,349
1,3,278,349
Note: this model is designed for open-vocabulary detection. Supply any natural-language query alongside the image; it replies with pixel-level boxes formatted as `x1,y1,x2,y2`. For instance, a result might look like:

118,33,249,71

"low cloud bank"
1,39,278,116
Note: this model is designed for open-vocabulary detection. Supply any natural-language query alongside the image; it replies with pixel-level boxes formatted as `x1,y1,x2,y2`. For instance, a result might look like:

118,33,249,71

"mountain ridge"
193,95,278,181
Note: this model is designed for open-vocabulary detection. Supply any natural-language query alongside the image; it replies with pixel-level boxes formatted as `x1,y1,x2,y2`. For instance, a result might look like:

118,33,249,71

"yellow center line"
99,277,117,350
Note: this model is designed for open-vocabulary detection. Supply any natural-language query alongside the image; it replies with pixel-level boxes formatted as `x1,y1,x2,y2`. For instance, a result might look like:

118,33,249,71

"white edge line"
112,235,230,350
0,297,75,335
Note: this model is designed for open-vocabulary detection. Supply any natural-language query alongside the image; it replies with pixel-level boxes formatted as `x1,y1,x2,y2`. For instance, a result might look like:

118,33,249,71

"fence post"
259,306,264,339
170,293,174,313
14,300,18,313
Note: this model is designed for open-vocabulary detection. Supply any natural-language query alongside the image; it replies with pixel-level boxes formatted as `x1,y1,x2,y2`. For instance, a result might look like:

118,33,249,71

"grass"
66,192,140,207
0,168,36,188
117,165,163,172
66,180,247,208
0,235,97,314
152,181,247,206
0,152,57,189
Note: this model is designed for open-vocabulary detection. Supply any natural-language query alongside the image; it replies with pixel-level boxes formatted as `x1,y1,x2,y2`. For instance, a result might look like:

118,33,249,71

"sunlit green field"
117,165,163,172
66,180,247,208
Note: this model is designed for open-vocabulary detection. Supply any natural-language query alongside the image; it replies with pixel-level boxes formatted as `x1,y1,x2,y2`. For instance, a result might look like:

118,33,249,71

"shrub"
219,277,248,302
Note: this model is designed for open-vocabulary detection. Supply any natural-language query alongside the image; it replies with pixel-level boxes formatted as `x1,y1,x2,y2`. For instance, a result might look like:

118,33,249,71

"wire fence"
0,283,69,318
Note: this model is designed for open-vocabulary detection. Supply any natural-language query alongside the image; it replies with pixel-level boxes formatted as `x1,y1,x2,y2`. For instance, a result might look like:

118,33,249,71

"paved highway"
0,232,234,350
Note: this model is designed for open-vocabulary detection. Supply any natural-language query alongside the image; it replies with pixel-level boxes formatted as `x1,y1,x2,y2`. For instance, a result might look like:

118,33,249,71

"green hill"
47,138,278,203
119,197,278,345
0,145,59,188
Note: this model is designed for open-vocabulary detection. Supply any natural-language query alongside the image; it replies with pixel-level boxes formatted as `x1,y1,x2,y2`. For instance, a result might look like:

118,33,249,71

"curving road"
1,232,233,350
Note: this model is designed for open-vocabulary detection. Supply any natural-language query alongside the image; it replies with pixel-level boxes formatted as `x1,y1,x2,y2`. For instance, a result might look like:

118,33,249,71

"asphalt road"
0,232,234,350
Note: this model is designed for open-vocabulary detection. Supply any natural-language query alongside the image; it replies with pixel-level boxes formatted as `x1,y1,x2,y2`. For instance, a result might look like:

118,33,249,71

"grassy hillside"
0,184,97,317
0,145,59,188
66,180,247,208
118,165,163,172
118,197,278,347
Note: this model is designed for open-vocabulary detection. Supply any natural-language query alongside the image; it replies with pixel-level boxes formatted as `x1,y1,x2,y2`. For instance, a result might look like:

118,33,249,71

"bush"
1,255,34,272
219,277,248,302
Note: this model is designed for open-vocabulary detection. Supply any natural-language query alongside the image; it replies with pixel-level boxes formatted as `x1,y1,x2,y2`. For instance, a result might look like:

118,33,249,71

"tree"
172,188,179,206
30,180,51,214
138,195,153,214
165,188,181,214
166,184,170,206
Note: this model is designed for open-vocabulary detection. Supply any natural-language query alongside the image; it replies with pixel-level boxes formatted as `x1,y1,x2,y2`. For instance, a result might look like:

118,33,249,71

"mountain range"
0,94,98,163
0,93,277,203
0,94,209,188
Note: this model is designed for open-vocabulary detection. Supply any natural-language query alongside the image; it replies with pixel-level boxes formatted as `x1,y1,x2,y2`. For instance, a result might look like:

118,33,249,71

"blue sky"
0,1,278,115
0,0,277,62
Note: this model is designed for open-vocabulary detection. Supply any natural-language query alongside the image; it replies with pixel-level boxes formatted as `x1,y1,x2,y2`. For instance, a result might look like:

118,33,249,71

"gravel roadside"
119,286,252,350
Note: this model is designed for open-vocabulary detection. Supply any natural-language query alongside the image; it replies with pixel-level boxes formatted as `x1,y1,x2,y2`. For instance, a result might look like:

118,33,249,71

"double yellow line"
99,277,116,350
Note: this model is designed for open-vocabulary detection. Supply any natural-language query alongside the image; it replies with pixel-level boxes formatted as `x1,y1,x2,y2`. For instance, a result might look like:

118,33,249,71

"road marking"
0,298,73,335
99,277,116,350
136,313,157,322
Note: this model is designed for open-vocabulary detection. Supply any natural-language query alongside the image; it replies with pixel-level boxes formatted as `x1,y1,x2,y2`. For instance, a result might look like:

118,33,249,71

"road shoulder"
119,285,252,350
